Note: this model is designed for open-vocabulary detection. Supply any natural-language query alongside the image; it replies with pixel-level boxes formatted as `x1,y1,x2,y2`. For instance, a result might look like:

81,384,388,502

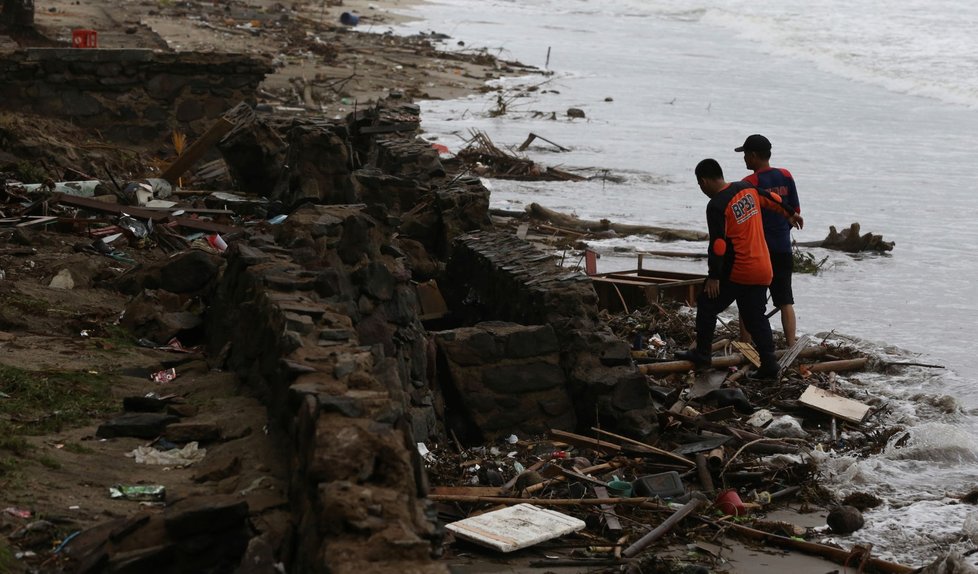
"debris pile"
423,303,925,573
453,130,587,181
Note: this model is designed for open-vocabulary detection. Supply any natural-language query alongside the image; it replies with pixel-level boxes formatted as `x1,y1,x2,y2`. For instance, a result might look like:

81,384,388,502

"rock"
192,453,242,483
165,422,222,443
96,413,178,439
122,395,168,412
763,415,809,439
826,505,865,534
164,495,249,538
513,470,545,491
842,491,883,511
160,250,223,294
236,536,278,574
49,268,76,289
166,403,199,418
703,388,753,414
566,107,586,119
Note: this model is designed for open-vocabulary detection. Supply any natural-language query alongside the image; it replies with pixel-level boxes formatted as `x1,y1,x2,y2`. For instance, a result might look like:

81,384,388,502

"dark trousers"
696,280,777,366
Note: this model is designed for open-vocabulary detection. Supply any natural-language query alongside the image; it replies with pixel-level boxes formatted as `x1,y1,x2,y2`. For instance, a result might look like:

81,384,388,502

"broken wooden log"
640,346,827,375
622,497,707,558
715,519,914,574
802,357,869,373
795,222,894,253
528,203,706,242
695,453,714,492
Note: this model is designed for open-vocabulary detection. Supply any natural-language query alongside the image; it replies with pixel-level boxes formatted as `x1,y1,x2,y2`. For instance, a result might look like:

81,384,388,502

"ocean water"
393,0,978,566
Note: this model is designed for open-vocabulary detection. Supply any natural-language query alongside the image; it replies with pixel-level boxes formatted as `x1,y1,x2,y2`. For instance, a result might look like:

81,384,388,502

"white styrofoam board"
445,503,586,552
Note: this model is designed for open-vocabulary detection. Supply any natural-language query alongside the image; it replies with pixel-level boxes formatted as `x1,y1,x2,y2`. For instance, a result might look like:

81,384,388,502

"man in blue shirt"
736,134,801,348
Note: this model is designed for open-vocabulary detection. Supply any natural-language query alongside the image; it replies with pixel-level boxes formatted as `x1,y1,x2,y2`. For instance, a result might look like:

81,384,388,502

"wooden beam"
160,117,235,184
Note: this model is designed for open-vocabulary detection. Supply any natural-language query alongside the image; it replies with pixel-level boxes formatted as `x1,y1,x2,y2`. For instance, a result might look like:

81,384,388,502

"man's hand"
705,278,720,298
790,214,804,229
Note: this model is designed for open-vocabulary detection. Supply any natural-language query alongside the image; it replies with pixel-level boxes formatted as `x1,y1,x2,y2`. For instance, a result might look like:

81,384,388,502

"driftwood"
456,130,586,181
528,203,706,242
716,519,914,573
796,222,894,253
640,346,827,375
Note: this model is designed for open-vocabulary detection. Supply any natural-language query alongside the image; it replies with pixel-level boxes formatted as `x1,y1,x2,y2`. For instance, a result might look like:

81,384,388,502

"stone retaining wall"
0,48,271,142
444,232,656,436
206,204,446,574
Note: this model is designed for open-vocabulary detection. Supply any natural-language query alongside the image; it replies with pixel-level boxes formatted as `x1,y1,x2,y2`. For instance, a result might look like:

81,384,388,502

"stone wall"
0,48,271,142
206,204,446,574
444,232,656,436
434,322,576,440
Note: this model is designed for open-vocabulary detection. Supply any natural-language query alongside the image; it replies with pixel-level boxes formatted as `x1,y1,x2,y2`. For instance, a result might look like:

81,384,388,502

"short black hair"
695,158,723,180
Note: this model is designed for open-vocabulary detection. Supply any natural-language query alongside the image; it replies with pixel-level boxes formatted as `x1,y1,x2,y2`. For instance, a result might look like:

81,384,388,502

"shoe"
674,349,712,368
751,362,782,380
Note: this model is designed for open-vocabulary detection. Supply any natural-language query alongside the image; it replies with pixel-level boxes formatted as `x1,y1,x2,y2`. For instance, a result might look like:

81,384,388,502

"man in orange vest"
676,158,803,379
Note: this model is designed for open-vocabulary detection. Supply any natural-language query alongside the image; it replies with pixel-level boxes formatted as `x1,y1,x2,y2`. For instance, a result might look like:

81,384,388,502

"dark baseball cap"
734,134,771,153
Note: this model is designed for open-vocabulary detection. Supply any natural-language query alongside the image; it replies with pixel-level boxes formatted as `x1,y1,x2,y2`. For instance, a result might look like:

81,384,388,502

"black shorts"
769,251,794,307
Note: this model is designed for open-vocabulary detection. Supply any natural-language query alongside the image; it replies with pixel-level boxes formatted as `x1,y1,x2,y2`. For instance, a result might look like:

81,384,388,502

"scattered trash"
206,233,228,252
127,441,206,466
151,368,178,383
633,471,685,499
118,214,149,239
108,484,166,501
3,507,32,519
715,489,747,516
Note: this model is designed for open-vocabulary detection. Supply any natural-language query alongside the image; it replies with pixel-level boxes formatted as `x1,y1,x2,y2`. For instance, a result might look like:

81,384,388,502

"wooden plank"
444,503,586,553
549,429,621,454
798,385,870,423
731,341,760,367
53,193,240,235
430,486,502,497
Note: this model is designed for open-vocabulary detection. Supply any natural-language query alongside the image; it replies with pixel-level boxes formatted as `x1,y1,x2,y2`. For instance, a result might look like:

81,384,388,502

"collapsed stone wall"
0,48,271,143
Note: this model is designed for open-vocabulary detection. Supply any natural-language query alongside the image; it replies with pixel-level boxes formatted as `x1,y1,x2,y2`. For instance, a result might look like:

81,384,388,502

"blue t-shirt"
743,167,800,254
